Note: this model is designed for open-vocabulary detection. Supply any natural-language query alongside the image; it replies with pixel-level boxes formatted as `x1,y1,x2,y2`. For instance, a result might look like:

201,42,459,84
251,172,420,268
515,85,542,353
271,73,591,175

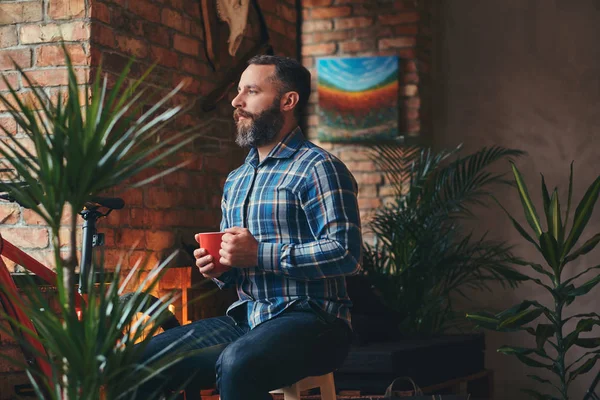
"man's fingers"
193,248,206,258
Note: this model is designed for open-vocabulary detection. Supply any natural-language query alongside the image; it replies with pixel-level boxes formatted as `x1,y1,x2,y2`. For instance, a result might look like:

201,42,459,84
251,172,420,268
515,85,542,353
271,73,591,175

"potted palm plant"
467,163,600,400
0,44,212,399
362,144,528,336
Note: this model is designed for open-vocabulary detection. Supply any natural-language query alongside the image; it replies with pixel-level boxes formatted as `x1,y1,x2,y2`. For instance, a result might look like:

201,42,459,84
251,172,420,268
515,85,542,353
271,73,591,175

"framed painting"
316,56,399,143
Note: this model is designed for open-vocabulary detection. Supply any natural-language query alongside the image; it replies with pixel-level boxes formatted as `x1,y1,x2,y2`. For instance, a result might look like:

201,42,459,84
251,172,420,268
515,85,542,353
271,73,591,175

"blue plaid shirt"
215,127,362,329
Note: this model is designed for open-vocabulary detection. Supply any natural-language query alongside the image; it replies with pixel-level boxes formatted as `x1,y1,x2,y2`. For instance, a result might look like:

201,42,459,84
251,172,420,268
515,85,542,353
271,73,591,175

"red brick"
0,227,49,249
260,0,278,13
403,72,419,84
0,26,18,48
150,46,179,68
0,204,20,224
264,14,287,37
183,0,200,18
0,72,19,91
405,96,420,108
302,56,314,69
0,49,32,71
36,44,87,67
302,20,333,33
334,17,373,30
311,6,351,19
181,57,210,76
116,35,148,59
173,34,200,56
403,84,418,96
91,1,110,23
23,68,87,87
378,12,420,25
277,3,296,23
162,8,188,32
19,21,90,44
144,23,171,47
0,2,43,25
146,230,175,251
303,42,336,56
115,228,146,249
339,40,373,53
354,173,383,185
393,25,419,35
92,23,115,47
397,48,416,59
129,0,161,23
168,0,185,10
303,0,332,5
49,0,86,20
379,37,417,50
312,30,352,43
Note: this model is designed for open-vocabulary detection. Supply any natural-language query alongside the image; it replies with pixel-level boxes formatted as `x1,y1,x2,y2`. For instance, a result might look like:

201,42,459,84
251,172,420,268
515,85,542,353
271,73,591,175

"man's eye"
248,90,257,94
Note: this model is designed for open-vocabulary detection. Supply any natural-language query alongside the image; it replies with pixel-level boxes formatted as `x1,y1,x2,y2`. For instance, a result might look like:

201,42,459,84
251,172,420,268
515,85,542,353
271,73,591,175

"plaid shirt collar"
244,126,305,167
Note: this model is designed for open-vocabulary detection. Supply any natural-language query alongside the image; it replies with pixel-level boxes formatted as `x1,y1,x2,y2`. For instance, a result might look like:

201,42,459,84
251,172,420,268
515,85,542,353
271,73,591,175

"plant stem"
554,297,568,399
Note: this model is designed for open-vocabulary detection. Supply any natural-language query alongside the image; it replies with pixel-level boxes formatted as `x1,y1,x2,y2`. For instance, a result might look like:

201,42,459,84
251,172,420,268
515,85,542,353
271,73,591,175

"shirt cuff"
211,269,235,289
258,242,282,272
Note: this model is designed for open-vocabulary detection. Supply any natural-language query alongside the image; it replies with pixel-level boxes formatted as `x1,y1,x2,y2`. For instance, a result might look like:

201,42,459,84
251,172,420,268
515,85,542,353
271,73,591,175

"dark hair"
248,55,311,118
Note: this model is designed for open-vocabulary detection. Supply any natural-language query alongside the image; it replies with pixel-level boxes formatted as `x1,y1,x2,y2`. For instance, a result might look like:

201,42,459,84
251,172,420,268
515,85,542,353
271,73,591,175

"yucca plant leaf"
574,337,600,349
499,307,544,329
568,355,600,384
494,196,542,252
511,259,554,280
541,174,552,227
562,174,600,259
563,161,574,231
540,232,560,274
535,324,556,350
511,162,543,237
513,353,553,369
563,233,600,264
548,190,563,247
567,274,600,298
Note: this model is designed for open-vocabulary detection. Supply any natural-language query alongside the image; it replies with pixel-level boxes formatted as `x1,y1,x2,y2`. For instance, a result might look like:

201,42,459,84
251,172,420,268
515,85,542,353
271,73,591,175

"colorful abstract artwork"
317,56,399,143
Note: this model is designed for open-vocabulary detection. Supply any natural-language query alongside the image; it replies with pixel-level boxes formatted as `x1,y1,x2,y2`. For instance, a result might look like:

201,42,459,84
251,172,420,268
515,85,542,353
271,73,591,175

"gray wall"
432,1,600,398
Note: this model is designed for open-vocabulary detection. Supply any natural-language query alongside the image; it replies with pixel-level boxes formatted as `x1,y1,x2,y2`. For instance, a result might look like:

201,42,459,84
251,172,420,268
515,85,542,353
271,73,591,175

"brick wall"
301,0,433,234
0,0,297,396
0,0,91,269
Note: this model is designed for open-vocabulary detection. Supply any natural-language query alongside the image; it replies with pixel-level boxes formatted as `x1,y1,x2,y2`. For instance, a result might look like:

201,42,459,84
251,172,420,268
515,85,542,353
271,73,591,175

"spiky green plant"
363,144,528,335
467,163,600,400
0,44,215,398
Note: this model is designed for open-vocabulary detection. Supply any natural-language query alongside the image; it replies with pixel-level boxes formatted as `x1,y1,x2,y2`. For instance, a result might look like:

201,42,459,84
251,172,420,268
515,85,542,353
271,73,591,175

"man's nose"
231,92,244,108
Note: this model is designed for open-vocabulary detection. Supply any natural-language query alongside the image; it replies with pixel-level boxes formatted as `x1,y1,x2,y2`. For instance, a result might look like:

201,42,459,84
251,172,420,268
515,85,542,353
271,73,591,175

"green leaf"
562,174,600,259
535,324,556,350
514,353,553,369
495,197,542,252
575,337,600,348
564,318,600,350
563,161,574,233
548,189,563,248
499,307,544,329
512,259,554,280
540,232,560,274
568,355,600,384
568,274,600,298
511,162,543,237
563,233,600,264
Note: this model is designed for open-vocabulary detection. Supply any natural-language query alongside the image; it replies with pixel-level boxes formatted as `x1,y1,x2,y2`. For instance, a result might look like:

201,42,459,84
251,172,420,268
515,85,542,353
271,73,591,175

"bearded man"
139,55,362,400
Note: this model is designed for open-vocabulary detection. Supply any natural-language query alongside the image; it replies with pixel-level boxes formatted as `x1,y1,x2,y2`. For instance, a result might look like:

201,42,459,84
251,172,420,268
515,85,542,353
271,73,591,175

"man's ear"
281,91,299,112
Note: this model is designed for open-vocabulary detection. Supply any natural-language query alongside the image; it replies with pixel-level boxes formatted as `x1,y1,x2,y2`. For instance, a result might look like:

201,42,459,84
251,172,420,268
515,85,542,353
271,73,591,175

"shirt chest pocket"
248,183,309,242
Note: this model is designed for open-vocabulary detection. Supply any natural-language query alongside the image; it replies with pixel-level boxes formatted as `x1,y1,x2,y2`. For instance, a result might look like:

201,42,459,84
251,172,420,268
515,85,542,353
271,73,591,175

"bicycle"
0,186,181,397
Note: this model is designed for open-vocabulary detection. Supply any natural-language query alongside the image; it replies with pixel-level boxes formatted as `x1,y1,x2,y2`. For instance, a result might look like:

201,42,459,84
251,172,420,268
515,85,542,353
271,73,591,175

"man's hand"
220,227,259,268
194,233,232,279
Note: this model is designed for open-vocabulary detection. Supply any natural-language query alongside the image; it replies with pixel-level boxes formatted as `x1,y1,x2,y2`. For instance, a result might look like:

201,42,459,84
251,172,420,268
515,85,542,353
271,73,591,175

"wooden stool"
269,372,336,400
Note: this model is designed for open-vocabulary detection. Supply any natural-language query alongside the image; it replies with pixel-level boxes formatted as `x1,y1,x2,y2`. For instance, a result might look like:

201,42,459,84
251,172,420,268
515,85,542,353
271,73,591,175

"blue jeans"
136,306,352,400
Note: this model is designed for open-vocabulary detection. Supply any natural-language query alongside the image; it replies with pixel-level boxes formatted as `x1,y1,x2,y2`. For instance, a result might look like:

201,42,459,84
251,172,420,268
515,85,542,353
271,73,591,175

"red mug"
197,232,225,268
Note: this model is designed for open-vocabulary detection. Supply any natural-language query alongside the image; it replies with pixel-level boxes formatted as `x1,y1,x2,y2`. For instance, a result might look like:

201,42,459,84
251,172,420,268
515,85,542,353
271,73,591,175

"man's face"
231,64,285,148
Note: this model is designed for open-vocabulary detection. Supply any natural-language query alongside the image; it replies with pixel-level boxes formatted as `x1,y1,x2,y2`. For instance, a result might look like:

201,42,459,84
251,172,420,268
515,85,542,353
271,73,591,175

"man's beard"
233,99,284,148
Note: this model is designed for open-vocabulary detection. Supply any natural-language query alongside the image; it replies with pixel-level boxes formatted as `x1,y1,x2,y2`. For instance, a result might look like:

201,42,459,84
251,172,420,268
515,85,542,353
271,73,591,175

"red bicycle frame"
0,234,85,390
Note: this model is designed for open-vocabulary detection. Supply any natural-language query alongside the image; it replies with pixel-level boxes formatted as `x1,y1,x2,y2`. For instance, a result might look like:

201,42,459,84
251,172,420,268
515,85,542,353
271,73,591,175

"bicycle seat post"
79,209,103,294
